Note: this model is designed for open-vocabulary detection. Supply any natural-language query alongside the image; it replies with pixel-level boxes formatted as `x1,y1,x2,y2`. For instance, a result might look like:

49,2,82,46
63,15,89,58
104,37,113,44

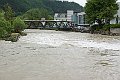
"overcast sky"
63,0,120,7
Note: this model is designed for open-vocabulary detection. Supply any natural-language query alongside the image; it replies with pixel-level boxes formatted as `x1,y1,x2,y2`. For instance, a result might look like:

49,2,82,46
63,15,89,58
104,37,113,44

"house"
54,10,86,25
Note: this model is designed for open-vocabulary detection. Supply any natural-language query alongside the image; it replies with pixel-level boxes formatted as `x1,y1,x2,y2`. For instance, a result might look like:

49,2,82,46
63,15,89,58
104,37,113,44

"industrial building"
54,10,86,25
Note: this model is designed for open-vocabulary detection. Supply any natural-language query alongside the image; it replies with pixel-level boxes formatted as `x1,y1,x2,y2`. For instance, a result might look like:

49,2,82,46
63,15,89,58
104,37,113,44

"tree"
22,8,53,20
22,8,42,20
3,3,15,21
0,9,4,20
13,17,27,33
40,8,50,19
0,10,12,38
85,0,118,25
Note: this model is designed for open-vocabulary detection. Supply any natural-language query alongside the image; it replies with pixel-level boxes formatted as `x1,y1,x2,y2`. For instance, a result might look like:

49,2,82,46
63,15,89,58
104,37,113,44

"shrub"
102,25,110,31
20,32,27,36
0,28,8,38
110,24,120,28
10,33,20,42
0,10,13,39
103,24,120,31
0,10,4,20
0,19,12,38
13,17,27,33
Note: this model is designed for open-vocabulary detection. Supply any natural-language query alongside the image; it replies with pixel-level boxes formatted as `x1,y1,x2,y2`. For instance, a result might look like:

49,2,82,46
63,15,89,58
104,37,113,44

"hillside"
42,0,83,13
0,0,83,15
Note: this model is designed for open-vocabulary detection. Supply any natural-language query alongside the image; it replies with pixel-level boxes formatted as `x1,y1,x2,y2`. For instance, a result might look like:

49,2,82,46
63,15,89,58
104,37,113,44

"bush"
0,10,13,39
20,32,27,36
0,10,4,20
103,24,120,31
110,24,120,28
0,28,8,38
10,33,20,42
0,19,12,38
13,17,27,33
102,25,110,31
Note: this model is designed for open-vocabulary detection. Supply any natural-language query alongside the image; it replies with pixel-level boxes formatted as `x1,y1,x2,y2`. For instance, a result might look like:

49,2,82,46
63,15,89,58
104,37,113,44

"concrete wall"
77,12,85,24
67,10,74,21
110,28,120,34
54,13,67,21
72,13,78,24
54,17,67,21
54,10,74,21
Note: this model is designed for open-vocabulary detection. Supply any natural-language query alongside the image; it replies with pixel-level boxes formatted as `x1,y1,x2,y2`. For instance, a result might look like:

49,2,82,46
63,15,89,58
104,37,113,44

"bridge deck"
24,20,73,22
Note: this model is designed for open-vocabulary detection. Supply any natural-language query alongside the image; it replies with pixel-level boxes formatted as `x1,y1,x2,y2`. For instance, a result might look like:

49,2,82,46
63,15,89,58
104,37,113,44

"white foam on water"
19,30,120,50
72,40,120,50
19,33,65,46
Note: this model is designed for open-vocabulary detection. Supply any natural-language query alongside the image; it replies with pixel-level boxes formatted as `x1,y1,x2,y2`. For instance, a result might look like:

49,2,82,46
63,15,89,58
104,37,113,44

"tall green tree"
0,10,12,38
22,8,41,20
85,0,118,24
3,4,15,21
0,9,4,20
22,8,53,20
13,17,27,33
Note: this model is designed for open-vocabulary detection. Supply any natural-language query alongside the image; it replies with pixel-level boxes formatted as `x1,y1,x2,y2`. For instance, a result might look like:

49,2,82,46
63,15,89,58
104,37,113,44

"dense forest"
0,0,83,16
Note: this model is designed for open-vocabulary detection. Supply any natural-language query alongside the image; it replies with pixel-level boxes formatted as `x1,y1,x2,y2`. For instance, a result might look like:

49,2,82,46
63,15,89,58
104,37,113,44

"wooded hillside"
0,0,83,15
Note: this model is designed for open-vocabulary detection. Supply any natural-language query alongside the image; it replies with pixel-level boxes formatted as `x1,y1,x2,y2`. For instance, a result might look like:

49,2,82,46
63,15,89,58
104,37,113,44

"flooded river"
0,29,120,80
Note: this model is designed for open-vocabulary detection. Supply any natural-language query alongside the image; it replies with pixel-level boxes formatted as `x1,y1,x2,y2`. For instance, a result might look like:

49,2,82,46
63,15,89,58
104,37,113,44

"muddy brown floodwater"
0,29,120,80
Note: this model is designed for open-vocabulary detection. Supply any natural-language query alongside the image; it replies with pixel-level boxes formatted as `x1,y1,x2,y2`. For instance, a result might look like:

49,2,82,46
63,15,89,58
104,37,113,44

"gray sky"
63,0,120,7
63,0,87,6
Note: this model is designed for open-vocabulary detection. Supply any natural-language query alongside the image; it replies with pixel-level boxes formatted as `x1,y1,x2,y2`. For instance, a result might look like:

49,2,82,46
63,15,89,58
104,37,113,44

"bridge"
24,20,74,30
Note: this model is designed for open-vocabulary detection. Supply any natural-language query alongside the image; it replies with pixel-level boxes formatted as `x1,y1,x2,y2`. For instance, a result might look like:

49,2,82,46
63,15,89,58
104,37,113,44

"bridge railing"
24,20,74,29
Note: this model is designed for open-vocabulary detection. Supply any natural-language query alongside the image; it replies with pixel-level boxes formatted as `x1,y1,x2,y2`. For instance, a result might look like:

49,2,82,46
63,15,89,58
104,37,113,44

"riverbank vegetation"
0,0,84,41
85,0,119,35
0,4,27,42
85,0,118,25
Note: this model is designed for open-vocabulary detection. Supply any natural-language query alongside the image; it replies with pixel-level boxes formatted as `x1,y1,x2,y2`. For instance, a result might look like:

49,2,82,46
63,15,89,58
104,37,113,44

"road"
0,29,120,80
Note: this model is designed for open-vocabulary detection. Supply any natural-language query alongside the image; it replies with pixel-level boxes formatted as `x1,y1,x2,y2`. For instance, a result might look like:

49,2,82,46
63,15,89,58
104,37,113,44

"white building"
67,10,74,21
54,10,74,21
54,10,86,24
54,13,67,21
77,12,86,24
110,2,120,24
